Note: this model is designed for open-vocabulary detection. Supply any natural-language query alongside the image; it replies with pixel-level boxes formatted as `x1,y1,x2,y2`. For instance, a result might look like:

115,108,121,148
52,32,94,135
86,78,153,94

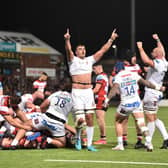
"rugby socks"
0,126,6,137
137,133,143,141
86,126,94,147
46,137,52,144
0,125,7,133
155,119,168,140
100,135,106,140
147,121,155,138
117,136,123,145
145,135,152,145
122,134,127,142
11,139,19,146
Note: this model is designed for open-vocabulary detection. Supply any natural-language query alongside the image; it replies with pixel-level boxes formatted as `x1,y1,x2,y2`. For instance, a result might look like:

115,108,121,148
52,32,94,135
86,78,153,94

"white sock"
145,135,152,145
11,139,19,146
25,131,34,137
0,126,7,133
147,121,155,138
117,136,123,145
86,126,94,147
46,137,52,144
155,119,168,140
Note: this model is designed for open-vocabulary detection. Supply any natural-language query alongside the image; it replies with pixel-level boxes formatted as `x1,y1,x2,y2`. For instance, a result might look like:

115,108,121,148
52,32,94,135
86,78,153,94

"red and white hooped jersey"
0,95,12,115
33,80,47,93
95,72,109,99
124,64,142,74
18,94,34,113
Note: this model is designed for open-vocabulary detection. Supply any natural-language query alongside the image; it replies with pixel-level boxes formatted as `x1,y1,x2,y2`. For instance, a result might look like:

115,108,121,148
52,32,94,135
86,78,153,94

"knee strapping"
136,118,145,126
74,110,86,128
136,118,148,133
140,126,149,133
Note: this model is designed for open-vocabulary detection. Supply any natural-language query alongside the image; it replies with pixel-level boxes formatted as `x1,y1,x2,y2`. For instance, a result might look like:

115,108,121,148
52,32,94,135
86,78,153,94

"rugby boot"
134,140,145,149
112,144,124,151
94,139,107,145
160,139,168,149
75,138,82,151
87,145,98,152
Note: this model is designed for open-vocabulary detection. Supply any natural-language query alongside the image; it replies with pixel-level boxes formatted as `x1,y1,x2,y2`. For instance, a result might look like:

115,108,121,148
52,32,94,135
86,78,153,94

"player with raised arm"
64,28,118,151
137,34,168,149
105,55,165,151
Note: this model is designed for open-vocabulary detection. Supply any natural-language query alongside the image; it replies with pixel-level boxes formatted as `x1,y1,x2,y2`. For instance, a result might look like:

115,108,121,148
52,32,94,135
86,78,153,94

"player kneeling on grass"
105,58,165,152
10,90,74,149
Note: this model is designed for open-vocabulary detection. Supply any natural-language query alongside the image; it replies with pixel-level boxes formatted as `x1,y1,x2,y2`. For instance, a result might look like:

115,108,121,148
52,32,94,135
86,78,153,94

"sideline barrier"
159,99,168,107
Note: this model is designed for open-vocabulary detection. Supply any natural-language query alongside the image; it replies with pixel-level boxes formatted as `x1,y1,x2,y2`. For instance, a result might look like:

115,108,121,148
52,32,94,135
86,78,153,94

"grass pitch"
0,107,168,168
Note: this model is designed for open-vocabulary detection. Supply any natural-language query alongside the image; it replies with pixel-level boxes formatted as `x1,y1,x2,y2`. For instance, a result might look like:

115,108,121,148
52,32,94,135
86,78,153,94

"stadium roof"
0,31,62,55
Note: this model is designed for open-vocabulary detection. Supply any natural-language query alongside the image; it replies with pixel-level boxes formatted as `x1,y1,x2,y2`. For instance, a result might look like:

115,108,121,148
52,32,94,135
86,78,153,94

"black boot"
160,139,168,149
134,140,145,149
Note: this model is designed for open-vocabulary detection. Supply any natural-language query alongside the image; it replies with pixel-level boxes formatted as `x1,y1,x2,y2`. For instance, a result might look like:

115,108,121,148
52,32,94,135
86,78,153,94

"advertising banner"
26,67,56,77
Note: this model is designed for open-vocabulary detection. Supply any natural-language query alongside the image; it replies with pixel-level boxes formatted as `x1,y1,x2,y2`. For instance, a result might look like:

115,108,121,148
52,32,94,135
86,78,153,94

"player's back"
47,91,73,121
114,69,141,104
124,64,142,74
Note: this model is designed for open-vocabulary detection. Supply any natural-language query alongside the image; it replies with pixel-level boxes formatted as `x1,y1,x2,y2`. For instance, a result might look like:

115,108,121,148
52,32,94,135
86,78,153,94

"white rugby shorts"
117,101,143,116
143,91,162,114
32,113,65,137
71,88,96,110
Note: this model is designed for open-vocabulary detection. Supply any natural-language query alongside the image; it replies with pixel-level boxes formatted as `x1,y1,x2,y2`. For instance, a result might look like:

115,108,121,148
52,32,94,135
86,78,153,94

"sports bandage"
136,118,145,126
136,118,149,133
74,110,86,128
140,126,149,133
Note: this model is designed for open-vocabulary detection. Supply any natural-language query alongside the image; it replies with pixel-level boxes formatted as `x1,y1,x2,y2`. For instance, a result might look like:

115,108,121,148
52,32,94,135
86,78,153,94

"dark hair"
33,98,44,106
75,44,86,51
113,62,125,74
42,72,48,77
120,49,135,64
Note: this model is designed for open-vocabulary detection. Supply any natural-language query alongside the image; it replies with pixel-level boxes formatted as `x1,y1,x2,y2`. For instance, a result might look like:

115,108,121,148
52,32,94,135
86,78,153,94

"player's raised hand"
64,28,71,40
152,34,159,40
110,29,118,41
137,41,143,49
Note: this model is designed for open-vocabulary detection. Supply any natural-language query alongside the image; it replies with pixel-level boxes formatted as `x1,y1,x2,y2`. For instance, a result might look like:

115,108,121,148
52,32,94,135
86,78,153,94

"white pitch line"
97,126,168,129
71,125,168,129
44,159,168,166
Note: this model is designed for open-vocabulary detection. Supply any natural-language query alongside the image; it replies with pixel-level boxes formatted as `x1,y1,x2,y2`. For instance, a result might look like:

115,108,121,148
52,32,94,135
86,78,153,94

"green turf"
0,107,168,168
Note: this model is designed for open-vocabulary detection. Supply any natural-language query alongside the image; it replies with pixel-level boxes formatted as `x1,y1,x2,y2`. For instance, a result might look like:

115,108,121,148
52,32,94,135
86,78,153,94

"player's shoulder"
52,91,71,97
22,93,32,98
117,69,131,75
154,58,167,65
153,58,168,70
97,73,105,80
